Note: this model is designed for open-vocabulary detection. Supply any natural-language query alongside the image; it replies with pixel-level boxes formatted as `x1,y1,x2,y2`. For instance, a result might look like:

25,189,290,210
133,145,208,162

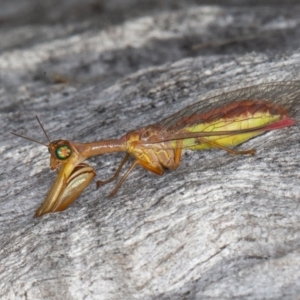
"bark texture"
1,1,300,299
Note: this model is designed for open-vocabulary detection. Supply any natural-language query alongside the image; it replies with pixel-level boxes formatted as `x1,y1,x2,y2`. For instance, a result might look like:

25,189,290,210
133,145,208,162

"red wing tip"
263,118,296,131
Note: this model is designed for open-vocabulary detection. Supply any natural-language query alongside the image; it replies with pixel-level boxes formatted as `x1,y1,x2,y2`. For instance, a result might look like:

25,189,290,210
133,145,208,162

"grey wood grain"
1,2,300,299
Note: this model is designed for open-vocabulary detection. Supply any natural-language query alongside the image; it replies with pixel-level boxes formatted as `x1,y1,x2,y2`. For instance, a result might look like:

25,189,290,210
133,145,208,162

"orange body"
12,81,300,216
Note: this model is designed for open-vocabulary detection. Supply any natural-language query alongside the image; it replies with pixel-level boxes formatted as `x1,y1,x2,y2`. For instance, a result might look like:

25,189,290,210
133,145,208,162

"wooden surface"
1,1,300,299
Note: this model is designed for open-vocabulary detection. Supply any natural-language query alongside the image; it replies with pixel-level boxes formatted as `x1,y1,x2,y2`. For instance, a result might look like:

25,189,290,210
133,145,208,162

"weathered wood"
1,2,300,299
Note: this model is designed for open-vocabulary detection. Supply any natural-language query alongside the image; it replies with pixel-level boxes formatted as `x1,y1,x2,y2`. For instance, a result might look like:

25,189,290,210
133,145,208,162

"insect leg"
108,157,165,197
161,140,182,169
197,137,256,155
174,140,183,167
108,159,139,197
96,153,130,188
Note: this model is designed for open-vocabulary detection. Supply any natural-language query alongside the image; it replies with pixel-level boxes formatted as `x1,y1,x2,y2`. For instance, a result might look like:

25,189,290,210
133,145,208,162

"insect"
12,81,300,217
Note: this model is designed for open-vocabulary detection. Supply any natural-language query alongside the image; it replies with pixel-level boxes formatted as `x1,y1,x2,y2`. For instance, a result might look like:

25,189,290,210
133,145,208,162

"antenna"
35,115,51,143
11,116,51,147
10,131,48,147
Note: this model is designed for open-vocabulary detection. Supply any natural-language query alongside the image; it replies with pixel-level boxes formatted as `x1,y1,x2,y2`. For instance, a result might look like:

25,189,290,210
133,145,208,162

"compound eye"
55,145,72,160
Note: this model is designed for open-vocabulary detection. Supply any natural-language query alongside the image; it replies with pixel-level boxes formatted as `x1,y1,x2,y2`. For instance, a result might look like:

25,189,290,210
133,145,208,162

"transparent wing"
157,81,300,133
138,81,300,148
